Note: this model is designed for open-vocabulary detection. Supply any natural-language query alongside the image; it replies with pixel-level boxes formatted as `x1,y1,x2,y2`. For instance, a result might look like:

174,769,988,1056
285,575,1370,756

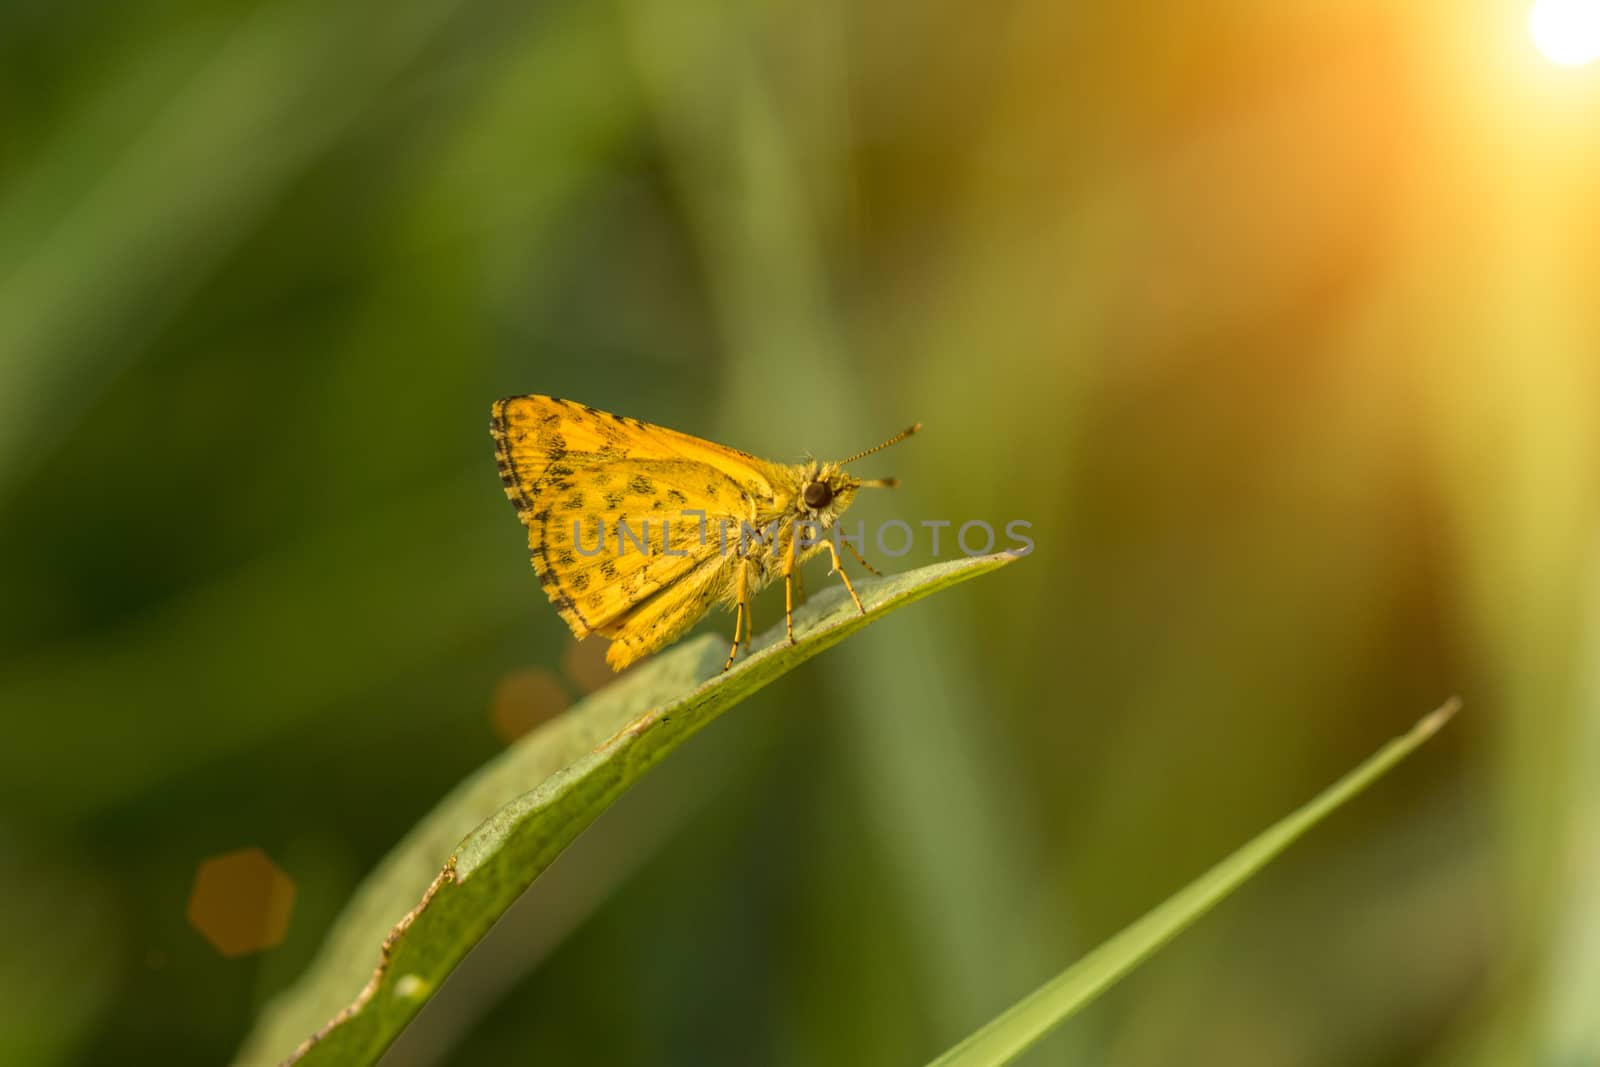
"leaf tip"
1413,696,1462,739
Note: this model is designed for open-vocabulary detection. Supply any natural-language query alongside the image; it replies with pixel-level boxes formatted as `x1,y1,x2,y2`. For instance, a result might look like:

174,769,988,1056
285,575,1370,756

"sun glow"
1530,0,1600,67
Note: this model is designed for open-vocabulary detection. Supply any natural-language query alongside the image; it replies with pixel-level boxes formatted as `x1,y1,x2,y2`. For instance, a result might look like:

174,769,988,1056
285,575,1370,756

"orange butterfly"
492,396,917,670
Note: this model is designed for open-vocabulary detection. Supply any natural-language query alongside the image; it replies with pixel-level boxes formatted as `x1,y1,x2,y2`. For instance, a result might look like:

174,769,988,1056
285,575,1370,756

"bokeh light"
185,848,296,959
488,667,571,744
562,636,626,695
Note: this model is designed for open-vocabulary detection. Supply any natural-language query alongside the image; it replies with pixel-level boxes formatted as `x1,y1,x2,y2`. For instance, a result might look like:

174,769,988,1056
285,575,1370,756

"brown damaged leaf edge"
288,864,457,1062
256,551,1024,1067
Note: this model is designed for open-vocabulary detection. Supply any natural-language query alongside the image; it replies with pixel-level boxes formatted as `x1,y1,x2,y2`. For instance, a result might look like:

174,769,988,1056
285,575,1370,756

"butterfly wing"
595,553,732,669
491,395,777,651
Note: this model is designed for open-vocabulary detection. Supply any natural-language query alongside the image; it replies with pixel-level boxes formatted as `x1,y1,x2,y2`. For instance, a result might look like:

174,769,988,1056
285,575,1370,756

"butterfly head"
797,422,921,521
796,463,861,521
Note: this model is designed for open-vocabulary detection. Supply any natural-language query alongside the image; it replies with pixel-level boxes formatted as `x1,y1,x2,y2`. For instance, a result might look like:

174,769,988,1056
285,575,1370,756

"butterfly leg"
722,560,752,672
782,532,801,645
823,539,868,616
841,538,883,578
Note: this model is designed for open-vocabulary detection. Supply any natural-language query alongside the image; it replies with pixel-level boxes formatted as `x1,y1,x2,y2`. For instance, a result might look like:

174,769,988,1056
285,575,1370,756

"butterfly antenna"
839,423,921,466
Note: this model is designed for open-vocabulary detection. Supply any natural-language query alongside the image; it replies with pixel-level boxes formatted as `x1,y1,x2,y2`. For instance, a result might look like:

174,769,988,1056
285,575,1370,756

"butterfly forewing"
491,396,776,655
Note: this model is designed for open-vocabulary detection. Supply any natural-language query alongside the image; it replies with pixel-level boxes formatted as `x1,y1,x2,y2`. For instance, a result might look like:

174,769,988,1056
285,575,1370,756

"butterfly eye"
803,481,833,509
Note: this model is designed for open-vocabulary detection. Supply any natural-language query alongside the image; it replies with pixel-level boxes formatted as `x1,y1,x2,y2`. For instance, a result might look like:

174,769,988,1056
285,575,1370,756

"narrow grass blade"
929,698,1462,1067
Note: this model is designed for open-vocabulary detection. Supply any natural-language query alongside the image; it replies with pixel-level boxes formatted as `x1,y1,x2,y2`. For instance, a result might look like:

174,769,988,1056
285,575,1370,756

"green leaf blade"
233,550,1023,1067
929,698,1461,1067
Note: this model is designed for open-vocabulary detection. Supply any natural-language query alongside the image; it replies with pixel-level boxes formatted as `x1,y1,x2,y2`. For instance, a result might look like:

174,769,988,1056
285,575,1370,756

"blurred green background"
4,0,1600,1064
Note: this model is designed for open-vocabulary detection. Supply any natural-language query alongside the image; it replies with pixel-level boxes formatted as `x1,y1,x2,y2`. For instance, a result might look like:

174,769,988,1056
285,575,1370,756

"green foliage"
7,0,1595,1062
929,701,1460,1066
234,552,1022,1066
